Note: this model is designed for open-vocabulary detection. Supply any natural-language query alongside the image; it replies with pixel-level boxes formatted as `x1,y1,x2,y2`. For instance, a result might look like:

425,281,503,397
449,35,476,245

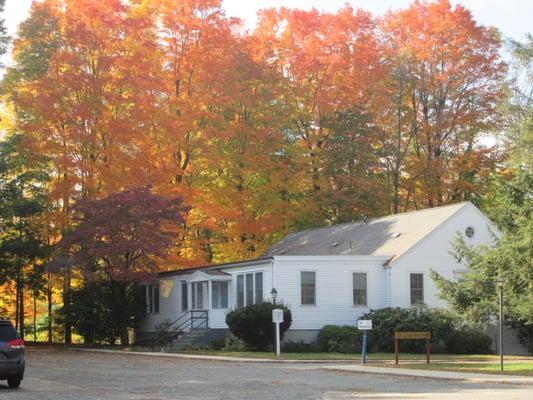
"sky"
4,0,532,44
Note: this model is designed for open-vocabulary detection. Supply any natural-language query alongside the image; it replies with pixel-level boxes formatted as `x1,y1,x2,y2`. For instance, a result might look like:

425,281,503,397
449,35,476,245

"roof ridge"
285,202,469,236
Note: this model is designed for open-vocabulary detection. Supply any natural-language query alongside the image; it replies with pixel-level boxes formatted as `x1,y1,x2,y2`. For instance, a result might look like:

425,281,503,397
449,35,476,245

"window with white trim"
410,273,424,305
301,271,316,305
212,281,229,309
236,272,263,308
181,281,188,311
147,284,159,314
353,273,367,306
237,275,245,308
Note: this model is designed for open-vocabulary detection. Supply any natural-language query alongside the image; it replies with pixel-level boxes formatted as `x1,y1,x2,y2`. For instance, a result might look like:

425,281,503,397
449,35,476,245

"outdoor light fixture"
271,287,278,304
496,276,505,371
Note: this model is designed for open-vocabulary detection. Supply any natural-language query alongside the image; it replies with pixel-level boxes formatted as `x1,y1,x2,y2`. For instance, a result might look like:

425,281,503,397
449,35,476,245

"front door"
191,281,208,310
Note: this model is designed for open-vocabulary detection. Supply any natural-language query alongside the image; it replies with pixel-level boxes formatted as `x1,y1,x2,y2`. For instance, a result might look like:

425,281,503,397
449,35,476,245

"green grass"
177,350,531,362
380,362,533,376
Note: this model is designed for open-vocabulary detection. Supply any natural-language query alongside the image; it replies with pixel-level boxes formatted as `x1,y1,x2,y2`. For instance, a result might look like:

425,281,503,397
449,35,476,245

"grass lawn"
379,361,533,376
178,350,531,363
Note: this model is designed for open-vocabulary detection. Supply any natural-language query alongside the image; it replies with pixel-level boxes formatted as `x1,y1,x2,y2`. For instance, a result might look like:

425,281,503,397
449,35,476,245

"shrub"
208,337,226,351
317,325,361,353
221,333,248,351
225,302,292,351
359,307,455,352
282,340,322,353
445,327,492,354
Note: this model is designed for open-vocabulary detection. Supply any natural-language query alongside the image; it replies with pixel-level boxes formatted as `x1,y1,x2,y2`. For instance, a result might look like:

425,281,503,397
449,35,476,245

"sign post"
357,320,372,365
394,331,431,365
272,309,284,357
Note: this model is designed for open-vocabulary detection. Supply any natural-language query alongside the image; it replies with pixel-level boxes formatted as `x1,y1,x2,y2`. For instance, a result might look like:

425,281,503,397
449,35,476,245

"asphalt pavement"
0,348,531,400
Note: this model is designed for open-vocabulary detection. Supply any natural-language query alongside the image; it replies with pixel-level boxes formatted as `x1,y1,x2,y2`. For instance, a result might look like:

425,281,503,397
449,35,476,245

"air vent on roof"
393,232,402,238
279,250,287,255
331,242,339,247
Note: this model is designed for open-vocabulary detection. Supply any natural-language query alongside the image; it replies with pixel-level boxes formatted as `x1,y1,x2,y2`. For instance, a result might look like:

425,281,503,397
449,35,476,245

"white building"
137,201,498,344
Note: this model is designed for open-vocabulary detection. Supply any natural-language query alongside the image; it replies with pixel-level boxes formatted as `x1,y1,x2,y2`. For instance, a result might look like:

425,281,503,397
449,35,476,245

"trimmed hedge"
444,327,492,354
317,325,361,353
225,302,292,351
360,307,455,352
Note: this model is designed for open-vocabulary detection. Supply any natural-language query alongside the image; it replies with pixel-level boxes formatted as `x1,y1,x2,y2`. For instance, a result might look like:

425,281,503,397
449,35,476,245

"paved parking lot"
0,348,531,399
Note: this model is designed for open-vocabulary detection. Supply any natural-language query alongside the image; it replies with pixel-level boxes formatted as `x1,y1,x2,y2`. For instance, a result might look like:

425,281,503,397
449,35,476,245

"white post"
276,322,280,357
272,308,283,357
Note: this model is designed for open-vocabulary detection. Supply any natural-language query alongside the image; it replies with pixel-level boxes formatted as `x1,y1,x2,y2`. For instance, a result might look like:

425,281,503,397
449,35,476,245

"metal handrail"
168,310,208,351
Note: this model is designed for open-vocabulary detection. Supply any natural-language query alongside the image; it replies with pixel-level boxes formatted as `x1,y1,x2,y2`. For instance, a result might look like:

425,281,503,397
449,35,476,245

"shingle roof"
261,202,469,261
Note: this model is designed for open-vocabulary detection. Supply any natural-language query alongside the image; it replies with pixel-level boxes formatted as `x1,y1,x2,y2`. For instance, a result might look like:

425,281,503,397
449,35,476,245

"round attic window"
465,226,475,238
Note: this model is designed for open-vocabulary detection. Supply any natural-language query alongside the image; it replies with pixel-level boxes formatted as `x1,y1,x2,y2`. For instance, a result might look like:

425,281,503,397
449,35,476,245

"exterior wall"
137,260,273,334
209,262,273,328
136,275,181,335
272,256,390,331
389,203,498,309
136,203,498,340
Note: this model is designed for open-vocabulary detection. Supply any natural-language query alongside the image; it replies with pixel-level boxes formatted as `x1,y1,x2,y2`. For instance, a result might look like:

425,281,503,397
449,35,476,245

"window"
410,273,424,305
465,226,475,238
147,284,160,314
237,275,244,308
181,282,188,312
255,272,263,304
353,273,367,306
212,281,229,309
192,281,208,309
301,271,316,305
246,274,254,305
236,272,263,307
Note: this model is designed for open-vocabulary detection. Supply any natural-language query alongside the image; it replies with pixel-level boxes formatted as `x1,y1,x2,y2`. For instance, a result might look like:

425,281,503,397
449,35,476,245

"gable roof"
261,202,470,261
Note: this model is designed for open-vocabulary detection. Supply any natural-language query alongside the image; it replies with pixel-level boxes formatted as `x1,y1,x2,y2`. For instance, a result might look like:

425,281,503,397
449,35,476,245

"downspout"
270,257,275,301
384,257,393,308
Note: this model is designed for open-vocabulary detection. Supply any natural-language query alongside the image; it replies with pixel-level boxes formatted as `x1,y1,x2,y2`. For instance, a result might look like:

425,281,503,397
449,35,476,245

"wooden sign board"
395,331,430,340
394,331,431,365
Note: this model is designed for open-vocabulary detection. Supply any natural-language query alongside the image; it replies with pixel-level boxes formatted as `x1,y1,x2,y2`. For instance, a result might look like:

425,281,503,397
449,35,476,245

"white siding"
272,256,390,330
137,261,272,332
390,203,498,308
208,261,273,328
137,275,181,333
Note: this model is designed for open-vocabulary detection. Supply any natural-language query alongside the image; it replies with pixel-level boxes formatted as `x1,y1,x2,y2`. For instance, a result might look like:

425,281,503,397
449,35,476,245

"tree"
68,280,145,345
60,187,186,344
253,6,384,225
432,171,533,325
0,0,10,65
0,134,50,339
380,0,506,209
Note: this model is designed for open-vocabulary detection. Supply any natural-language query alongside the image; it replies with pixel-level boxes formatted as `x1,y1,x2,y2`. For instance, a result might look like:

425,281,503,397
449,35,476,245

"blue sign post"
357,320,372,365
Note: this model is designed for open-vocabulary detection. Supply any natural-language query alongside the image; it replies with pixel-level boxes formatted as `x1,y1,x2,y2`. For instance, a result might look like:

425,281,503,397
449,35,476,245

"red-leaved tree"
60,187,186,344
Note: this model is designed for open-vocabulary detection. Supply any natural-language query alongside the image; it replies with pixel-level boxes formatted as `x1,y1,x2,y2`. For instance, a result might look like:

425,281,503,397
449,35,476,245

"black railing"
138,310,209,351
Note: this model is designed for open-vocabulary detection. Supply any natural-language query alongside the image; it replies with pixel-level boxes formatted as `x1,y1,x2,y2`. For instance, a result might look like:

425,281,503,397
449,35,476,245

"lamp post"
496,276,505,372
270,288,278,305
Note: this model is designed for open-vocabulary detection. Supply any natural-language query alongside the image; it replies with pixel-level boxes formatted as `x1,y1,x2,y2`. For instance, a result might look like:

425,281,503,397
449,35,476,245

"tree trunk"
48,273,53,343
63,269,72,344
120,281,129,346
14,282,19,331
19,280,25,340
33,290,37,342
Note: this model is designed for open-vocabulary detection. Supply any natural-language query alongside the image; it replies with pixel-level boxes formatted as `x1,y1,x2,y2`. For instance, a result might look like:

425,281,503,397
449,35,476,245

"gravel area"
0,348,531,399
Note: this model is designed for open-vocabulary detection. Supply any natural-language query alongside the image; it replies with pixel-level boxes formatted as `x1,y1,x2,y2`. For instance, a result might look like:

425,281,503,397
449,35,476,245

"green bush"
282,340,322,353
317,325,361,353
359,307,455,352
221,333,248,351
225,302,292,351
445,327,492,354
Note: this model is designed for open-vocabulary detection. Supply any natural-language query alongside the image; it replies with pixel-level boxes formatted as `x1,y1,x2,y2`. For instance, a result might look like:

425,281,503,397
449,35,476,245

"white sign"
358,320,372,330
272,309,284,324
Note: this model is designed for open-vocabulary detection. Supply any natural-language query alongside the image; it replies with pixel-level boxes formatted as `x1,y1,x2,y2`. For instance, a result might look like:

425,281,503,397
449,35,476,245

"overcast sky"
4,0,532,43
